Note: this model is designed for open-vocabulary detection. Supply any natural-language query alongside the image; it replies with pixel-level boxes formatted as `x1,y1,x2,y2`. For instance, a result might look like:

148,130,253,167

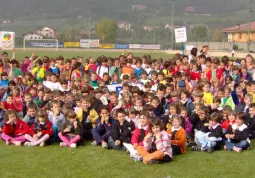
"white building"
118,22,132,31
35,27,56,38
23,32,44,40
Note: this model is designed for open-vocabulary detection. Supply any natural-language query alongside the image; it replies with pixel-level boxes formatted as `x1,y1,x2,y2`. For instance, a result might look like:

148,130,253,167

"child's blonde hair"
5,110,18,121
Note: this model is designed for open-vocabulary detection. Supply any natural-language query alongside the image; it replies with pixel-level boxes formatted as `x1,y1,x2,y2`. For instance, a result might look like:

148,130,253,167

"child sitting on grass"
137,118,172,164
77,96,99,140
91,106,114,149
224,112,250,152
167,115,187,155
58,110,82,148
192,112,223,153
108,108,133,150
48,101,65,140
24,109,53,147
1,110,29,146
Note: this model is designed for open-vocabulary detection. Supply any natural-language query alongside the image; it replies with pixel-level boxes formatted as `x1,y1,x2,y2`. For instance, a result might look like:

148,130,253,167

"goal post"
23,39,60,51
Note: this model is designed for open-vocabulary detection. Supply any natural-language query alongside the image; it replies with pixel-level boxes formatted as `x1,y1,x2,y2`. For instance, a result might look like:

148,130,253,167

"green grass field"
3,49,172,60
0,141,254,178
1,49,253,177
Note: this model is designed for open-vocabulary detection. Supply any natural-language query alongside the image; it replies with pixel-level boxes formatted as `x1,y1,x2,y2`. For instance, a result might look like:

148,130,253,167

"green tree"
96,18,117,43
191,25,208,42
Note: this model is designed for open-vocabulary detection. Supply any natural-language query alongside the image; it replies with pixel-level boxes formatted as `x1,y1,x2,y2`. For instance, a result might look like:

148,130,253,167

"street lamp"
248,0,252,52
171,0,175,50
88,11,91,41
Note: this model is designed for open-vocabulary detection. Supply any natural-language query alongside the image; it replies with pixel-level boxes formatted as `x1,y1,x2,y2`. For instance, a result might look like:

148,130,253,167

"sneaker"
60,142,67,147
233,146,242,153
102,142,108,149
70,143,77,148
207,148,214,154
91,141,97,146
40,142,45,147
13,141,22,146
192,146,201,151
147,159,159,164
133,156,143,162
24,142,30,146
188,141,196,147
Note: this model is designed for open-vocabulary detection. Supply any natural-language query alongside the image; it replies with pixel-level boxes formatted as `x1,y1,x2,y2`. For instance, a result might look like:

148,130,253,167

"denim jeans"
52,124,59,140
108,136,126,150
224,140,249,150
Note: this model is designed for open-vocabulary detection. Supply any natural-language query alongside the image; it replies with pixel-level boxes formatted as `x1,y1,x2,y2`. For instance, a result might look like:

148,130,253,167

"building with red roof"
221,22,255,42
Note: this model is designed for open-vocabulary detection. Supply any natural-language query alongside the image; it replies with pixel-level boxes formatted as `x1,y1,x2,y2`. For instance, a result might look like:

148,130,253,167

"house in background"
23,26,57,40
221,22,255,42
143,25,160,31
23,31,44,40
118,21,132,31
35,27,56,38
165,24,182,30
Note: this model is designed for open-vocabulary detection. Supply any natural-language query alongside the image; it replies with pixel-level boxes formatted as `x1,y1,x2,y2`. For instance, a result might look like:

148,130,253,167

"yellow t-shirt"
249,92,255,103
203,92,213,105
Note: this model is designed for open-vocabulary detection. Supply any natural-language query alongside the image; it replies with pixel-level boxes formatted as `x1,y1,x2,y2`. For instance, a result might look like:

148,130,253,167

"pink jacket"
184,117,193,135
143,131,173,158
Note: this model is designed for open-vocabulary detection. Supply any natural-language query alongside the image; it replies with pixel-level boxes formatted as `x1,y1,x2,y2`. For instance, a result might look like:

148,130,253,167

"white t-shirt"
96,66,109,79
43,81,61,91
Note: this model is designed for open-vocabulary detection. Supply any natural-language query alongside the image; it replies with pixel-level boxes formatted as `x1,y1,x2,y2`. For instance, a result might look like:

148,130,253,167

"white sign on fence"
80,39,100,48
0,31,15,49
129,44,161,50
174,27,187,43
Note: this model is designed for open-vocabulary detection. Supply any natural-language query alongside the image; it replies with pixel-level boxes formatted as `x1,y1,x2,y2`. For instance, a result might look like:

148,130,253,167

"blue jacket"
231,90,239,106
240,73,252,82
94,117,114,133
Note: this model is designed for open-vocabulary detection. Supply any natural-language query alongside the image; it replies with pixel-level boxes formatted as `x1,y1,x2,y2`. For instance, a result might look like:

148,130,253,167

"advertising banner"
114,44,129,49
80,39,100,48
29,42,64,48
99,44,114,49
129,44,160,49
0,31,15,49
64,42,80,48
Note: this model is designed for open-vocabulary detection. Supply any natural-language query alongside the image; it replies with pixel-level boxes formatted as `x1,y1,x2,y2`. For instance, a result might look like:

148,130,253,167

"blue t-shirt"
134,68,144,79
0,80,9,89
49,67,60,76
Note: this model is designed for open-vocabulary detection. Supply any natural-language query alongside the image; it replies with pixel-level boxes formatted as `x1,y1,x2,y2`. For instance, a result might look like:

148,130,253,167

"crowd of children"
0,47,254,164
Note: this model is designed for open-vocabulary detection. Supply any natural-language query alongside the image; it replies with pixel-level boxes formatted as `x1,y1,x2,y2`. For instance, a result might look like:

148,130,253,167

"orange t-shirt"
121,67,134,75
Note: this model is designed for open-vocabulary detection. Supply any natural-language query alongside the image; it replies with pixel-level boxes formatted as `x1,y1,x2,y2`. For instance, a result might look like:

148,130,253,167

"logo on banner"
3,33,11,41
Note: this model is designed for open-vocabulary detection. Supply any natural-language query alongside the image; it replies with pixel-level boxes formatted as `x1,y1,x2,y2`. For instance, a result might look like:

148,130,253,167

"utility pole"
88,10,91,48
248,0,252,52
171,0,175,50
88,11,91,41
